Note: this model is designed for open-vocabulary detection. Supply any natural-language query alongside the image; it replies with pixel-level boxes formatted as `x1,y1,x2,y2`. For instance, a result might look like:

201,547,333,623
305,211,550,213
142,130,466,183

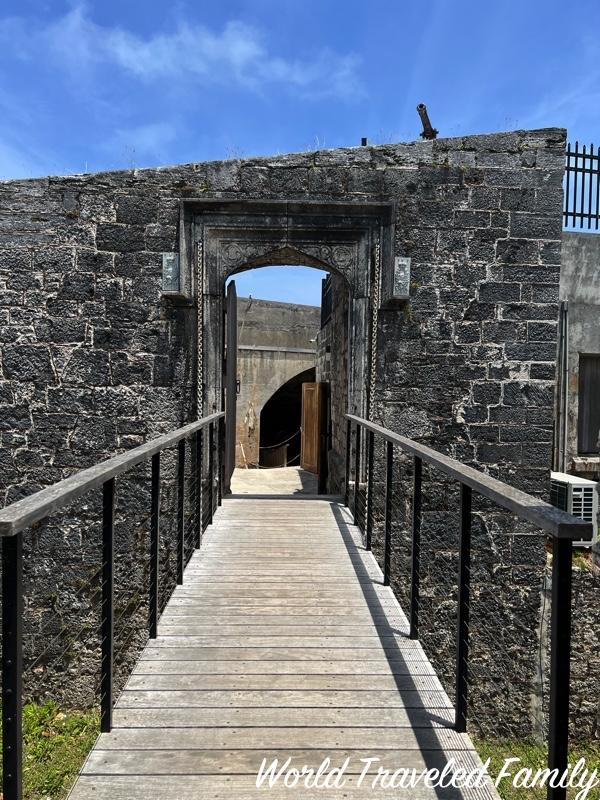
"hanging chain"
368,241,381,422
196,240,204,419
364,240,381,542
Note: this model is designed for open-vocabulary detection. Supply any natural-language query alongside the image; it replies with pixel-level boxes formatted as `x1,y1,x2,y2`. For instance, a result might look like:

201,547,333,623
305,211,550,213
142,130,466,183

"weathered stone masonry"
0,129,565,500
0,128,572,719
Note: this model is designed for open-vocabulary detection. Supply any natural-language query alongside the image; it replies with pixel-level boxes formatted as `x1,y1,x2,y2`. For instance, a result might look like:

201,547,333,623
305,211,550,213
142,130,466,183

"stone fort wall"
0,128,582,734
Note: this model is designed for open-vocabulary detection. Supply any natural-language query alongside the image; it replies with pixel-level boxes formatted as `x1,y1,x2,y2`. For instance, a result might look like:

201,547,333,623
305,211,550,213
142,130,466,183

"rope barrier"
259,429,301,450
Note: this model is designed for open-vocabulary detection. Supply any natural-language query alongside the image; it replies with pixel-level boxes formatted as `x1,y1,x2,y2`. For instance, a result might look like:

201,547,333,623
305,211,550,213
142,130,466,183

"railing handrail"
0,412,224,538
346,414,593,541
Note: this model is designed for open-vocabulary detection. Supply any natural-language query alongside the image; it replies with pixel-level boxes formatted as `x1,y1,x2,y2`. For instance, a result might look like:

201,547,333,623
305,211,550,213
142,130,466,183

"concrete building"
233,295,320,467
556,232,600,478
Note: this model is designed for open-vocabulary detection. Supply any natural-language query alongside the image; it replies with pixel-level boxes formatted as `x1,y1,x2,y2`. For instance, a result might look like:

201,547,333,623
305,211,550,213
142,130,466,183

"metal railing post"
209,421,215,524
410,456,422,640
547,536,573,800
365,431,374,551
217,416,223,508
149,453,160,639
455,482,472,732
100,478,115,733
2,532,23,800
353,424,361,526
177,439,185,584
383,441,393,586
195,430,203,546
344,418,351,507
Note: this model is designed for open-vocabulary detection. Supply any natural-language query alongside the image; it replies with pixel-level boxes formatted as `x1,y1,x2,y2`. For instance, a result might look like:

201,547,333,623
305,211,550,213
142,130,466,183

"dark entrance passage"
259,367,315,467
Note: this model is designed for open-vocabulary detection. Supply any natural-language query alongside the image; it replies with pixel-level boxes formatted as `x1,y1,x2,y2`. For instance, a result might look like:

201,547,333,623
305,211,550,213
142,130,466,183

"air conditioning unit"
550,471,598,547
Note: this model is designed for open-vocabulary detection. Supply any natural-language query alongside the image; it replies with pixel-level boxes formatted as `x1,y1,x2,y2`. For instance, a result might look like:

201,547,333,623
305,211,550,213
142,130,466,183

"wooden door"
223,280,237,494
301,382,323,474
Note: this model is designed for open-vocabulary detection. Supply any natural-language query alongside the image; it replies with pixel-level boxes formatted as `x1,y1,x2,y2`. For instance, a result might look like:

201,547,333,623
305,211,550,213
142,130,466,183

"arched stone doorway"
182,199,394,491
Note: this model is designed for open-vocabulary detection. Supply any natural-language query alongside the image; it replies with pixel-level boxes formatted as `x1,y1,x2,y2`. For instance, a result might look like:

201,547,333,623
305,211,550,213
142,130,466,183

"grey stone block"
116,195,158,225
270,168,309,194
96,224,145,252
479,282,521,302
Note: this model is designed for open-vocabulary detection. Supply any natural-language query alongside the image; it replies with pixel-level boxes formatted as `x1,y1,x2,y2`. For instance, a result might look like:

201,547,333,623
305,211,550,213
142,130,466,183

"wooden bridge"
0,412,591,800
69,493,496,800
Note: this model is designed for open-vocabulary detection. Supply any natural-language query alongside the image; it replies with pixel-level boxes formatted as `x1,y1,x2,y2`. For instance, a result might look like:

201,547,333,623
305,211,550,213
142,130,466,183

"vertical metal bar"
383,441,393,586
580,144,586,227
209,421,215,525
177,439,185,584
455,483,472,733
344,418,351,507
149,453,160,639
195,429,203,545
410,456,422,640
2,532,23,800
564,143,570,226
594,147,600,230
365,431,374,550
547,536,573,800
353,424,361,526
587,144,593,230
572,141,579,227
217,416,223,507
100,479,115,733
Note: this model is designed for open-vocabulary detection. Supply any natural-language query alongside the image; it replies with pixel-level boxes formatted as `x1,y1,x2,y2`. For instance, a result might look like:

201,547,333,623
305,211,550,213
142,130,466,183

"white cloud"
0,6,363,101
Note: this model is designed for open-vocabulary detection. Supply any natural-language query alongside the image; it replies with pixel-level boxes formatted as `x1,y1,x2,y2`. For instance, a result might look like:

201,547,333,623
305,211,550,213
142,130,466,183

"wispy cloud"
0,139,48,180
0,6,363,101
106,122,179,166
515,35,600,134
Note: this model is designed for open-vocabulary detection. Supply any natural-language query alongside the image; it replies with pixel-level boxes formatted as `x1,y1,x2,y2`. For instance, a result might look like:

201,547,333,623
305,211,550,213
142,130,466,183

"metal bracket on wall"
391,256,411,300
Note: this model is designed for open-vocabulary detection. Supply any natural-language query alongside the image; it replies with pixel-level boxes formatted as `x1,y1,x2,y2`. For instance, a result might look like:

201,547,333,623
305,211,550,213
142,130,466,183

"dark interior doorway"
259,367,316,467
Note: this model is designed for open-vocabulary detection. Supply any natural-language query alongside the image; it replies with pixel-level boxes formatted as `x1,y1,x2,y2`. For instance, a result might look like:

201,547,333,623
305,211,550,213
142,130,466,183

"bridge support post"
2,531,23,800
344,419,351,507
209,422,215,525
149,453,161,639
177,440,185,584
195,430,203,547
383,441,393,586
353,424,361,526
547,536,573,800
365,431,374,550
101,478,115,733
217,416,223,508
455,482,471,732
410,456,422,640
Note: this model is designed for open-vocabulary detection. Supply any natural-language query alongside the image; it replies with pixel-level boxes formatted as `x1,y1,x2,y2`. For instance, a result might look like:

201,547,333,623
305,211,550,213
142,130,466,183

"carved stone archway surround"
181,200,394,454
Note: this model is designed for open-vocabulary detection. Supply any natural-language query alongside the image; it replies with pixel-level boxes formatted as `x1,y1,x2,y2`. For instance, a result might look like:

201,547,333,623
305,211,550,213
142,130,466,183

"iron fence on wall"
564,141,600,230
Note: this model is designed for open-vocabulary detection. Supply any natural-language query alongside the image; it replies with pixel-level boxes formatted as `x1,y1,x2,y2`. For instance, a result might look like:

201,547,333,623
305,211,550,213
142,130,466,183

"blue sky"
1,0,599,304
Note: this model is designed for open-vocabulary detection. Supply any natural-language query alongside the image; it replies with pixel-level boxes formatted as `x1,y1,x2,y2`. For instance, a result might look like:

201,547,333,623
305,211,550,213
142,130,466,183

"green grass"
3,705,600,800
476,739,600,799
1,702,99,800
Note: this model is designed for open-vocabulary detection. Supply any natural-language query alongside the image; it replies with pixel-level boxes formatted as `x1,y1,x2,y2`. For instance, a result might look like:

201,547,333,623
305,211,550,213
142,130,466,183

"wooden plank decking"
69,495,499,799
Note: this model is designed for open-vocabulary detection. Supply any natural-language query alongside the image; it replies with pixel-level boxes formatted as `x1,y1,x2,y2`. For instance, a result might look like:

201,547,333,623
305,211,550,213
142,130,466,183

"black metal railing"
0,411,224,800
344,414,592,800
564,141,600,230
